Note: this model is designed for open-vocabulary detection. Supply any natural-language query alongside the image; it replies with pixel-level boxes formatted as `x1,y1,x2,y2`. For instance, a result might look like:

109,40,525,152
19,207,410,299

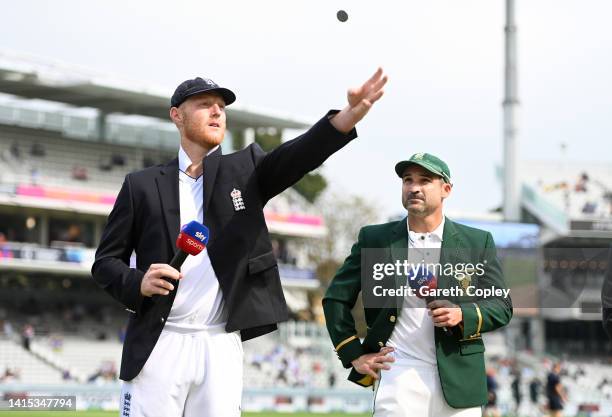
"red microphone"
154,221,209,302
408,266,451,335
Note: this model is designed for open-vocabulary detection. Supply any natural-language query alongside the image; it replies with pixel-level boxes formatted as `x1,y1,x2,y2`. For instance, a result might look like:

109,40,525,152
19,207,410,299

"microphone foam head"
407,265,438,298
176,221,210,256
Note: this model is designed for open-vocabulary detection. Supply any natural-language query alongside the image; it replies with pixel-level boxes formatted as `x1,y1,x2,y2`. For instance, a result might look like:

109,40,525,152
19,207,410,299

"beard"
403,196,430,216
183,118,225,148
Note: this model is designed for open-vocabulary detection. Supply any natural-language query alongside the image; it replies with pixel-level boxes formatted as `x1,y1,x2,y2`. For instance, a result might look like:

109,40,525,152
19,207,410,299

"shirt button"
389,315,396,323
420,236,425,240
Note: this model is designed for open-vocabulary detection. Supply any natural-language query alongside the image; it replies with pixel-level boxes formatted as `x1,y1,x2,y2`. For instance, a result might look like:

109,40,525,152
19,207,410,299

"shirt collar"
178,145,219,174
407,216,445,241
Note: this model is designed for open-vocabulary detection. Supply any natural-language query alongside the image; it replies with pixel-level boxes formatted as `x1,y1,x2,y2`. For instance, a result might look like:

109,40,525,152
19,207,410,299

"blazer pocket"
248,251,277,275
459,338,485,355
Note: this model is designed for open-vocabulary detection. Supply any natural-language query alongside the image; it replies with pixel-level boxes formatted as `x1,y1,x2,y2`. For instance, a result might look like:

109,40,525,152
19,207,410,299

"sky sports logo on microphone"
176,221,210,256
181,221,210,244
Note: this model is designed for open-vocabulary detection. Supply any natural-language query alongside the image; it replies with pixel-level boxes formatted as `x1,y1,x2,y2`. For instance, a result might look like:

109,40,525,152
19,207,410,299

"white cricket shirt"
165,145,227,330
386,216,445,365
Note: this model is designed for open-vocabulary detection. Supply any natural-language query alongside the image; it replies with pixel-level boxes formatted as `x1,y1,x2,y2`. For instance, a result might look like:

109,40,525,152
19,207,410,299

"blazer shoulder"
361,219,404,239
448,219,492,242
127,164,165,178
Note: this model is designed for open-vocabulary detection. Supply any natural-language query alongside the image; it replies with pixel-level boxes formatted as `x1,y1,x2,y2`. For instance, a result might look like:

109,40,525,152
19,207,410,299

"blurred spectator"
60,224,83,243
575,172,589,192
88,360,117,384
72,165,88,180
49,333,64,353
30,167,40,186
111,153,126,166
582,201,597,214
604,247,612,341
9,142,20,159
546,362,567,417
30,143,46,157
511,371,522,415
0,367,20,383
484,367,500,417
98,158,113,172
2,319,14,338
529,377,542,417
328,371,336,388
21,324,34,351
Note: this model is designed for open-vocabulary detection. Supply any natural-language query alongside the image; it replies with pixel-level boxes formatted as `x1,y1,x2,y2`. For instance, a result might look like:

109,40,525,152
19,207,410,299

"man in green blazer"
323,153,513,416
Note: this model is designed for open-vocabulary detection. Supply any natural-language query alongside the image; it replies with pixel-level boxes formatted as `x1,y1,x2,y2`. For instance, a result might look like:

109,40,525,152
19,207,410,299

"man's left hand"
330,67,388,133
427,300,463,328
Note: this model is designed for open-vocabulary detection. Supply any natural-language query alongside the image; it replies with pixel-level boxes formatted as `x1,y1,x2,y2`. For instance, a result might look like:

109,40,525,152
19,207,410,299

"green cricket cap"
394,152,452,184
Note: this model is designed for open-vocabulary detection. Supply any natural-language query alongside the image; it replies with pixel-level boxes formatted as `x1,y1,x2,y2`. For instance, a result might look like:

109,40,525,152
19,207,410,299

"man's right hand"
350,347,395,380
140,264,182,297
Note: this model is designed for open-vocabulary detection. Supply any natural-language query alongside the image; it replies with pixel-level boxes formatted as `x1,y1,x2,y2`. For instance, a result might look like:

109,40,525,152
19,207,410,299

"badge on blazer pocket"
247,250,277,275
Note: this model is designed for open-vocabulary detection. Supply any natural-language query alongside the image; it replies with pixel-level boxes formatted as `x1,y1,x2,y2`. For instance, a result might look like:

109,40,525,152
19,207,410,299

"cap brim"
179,87,237,106
394,160,450,183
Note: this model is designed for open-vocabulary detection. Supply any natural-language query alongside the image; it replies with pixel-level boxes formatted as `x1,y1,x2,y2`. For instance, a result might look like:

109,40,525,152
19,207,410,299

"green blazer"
323,217,513,409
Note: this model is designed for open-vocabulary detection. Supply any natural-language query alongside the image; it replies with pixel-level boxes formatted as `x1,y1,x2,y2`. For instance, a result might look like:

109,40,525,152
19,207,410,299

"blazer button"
378,341,384,347
160,317,165,323
389,315,396,323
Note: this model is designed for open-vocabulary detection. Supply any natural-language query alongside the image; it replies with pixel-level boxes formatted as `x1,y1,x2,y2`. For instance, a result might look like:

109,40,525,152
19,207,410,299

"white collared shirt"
387,216,445,365
165,145,227,330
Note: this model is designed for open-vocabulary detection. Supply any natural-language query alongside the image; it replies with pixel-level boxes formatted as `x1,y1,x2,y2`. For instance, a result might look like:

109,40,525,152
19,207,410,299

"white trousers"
119,324,243,417
373,356,482,417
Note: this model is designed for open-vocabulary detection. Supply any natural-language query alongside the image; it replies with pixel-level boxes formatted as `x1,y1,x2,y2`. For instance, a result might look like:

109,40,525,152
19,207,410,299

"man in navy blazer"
92,69,387,416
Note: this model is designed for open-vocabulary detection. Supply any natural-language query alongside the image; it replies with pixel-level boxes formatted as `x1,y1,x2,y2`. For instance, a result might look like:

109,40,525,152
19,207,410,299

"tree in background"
255,129,328,203
304,192,379,335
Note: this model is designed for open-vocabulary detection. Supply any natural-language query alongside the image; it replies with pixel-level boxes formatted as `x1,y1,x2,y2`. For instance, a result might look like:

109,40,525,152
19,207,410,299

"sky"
1,0,611,219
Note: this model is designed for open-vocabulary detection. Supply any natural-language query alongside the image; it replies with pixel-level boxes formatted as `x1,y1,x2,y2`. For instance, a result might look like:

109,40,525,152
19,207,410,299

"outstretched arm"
255,68,388,202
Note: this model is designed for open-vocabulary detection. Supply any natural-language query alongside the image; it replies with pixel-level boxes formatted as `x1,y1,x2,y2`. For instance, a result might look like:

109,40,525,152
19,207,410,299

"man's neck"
408,211,443,233
180,139,214,177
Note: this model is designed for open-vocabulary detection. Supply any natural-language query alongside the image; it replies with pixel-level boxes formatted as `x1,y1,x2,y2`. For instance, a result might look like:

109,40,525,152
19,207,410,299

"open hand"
330,67,388,133
350,346,395,380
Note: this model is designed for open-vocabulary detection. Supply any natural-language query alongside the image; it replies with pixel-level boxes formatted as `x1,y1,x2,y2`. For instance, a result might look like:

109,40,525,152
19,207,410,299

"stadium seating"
0,125,173,193
0,336,64,384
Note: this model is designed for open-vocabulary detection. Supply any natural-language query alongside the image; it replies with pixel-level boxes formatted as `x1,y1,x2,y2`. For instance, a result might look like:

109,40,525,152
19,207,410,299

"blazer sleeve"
460,232,513,339
323,228,366,368
252,110,357,203
91,174,145,314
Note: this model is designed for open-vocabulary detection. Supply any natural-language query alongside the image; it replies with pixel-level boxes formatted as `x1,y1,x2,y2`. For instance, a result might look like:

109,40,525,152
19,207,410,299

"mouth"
208,122,221,128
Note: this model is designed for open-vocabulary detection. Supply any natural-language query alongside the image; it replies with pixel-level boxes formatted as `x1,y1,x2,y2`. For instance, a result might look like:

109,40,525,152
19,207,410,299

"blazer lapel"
389,217,408,309
203,146,222,217
439,217,462,290
156,158,180,256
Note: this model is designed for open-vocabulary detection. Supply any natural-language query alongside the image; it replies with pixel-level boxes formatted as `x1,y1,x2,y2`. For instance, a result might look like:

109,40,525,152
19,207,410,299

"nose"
406,183,421,195
210,103,221,116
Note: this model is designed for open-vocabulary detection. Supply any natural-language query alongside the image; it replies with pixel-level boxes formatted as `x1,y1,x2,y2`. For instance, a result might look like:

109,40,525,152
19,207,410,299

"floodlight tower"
503,0,520,221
